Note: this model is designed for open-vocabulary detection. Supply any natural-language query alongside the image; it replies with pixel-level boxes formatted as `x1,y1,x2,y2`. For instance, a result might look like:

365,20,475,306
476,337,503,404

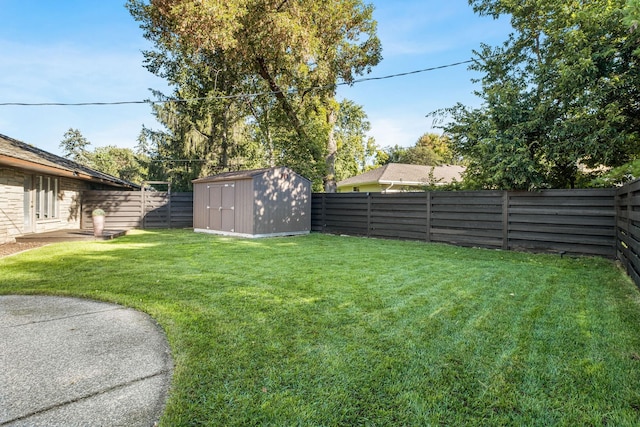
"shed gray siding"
234,178,254,235
252,167,311,236
193,184,207,230
192,167,311,237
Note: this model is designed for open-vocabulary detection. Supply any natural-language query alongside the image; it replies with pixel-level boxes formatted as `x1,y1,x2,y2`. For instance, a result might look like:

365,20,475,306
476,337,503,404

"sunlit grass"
2,229,640,426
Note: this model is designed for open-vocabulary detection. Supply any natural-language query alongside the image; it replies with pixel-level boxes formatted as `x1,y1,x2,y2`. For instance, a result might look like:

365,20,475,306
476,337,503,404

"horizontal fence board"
619,231,640,255
616,195,640,206
630,211,640,222
509,231,614,247
509,207,614,216
510,223,614,237
82,190,192,230
431,233,503,248
371,211,426,219
619,179,640,194
509,214,614,227
370,229,427,240
431,212,503,222
370,222,425,232
431,204,503,214
509,198,615,207
312,190,618,258
432,227,503,237
509,240,611,257
431,219,503,230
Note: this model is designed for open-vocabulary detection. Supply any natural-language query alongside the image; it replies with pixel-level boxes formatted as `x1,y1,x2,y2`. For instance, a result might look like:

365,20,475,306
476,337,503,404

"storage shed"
192,167,311,237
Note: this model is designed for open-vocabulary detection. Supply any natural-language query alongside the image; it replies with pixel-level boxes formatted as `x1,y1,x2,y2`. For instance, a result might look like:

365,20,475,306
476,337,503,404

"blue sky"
0,1,512,157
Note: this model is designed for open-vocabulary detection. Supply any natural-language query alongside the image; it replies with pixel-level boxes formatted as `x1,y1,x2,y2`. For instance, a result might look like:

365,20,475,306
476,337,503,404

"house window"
35,175,58,219
353,187,360,192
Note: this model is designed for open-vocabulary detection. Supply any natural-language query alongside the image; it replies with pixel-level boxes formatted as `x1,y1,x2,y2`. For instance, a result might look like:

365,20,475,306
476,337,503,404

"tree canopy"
59,128,147,185
127,0,382,191
436,0,640,189
378,133,457,167
60,128,91,165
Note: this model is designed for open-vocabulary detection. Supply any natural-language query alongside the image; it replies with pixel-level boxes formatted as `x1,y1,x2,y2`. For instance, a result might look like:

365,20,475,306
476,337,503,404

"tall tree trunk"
324,107,338,193
221,104,229,168
247,99,276,167
255,57,308,142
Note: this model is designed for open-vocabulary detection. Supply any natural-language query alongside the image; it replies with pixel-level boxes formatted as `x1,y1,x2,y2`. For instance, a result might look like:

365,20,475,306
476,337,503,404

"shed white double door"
207,183,235,232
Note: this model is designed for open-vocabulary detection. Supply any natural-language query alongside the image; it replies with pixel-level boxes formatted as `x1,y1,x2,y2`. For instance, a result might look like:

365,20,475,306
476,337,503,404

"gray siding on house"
1,166,89,244
192,167,311,237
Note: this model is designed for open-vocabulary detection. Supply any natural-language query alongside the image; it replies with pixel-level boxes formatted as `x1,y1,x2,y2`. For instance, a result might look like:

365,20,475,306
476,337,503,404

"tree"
59,128,91,165
127,0,382,192
436,0,640,189
414,133,457,164
377,145,406,166
59,128,148,185
90,146,148,185
377,133,456,167
334,99,377,182
625,0,640,33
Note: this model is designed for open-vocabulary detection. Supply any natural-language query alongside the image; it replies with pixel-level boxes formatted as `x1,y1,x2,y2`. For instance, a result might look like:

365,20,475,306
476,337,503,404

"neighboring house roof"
192,166,311,183
337,163,465,190
0,133,138,189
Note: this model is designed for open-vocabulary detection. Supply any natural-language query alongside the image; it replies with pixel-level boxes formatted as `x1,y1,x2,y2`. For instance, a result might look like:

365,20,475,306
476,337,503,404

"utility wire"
0,59,475,107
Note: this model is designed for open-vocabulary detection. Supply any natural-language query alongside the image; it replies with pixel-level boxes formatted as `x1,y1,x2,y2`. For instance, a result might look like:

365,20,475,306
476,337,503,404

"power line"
0,59,475,107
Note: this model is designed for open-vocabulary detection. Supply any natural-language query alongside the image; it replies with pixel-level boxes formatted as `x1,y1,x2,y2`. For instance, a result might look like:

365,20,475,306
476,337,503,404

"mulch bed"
0,242,48,258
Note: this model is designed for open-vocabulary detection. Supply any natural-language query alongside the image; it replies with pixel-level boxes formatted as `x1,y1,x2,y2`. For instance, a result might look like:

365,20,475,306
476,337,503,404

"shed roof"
337,163,465,187
0,133,138,188
193,166,310,183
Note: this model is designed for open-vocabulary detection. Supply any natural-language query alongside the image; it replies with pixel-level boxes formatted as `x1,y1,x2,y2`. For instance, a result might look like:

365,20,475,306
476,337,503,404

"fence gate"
142,182,171,229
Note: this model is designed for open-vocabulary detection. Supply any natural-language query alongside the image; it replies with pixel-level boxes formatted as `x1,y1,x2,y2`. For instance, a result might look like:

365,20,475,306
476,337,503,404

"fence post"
321,193,327,233
367,193,372,237
140,185,146,229
167,193,172,228
426,192,431,242
502,191,509,250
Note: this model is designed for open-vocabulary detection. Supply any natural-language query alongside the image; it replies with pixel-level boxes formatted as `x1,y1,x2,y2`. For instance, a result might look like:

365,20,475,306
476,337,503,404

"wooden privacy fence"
616,179,640,287
79,179,639,289
81,190,193,230
312,189,617,258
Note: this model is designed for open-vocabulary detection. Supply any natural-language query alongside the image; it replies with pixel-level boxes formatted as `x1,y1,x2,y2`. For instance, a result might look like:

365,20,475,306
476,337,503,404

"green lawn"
2,230,640,426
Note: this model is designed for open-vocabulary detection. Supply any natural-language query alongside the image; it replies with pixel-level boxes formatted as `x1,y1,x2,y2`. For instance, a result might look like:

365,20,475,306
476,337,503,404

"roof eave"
378,180,427,186
0,155,136,189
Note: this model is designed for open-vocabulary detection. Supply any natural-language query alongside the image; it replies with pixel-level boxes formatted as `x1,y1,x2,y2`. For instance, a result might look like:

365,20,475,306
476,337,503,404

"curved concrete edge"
0,295,173,427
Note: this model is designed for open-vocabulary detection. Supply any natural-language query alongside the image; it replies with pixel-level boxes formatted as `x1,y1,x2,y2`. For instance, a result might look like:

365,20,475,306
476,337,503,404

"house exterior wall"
0,166,89,244
338,183,384,193
0,167,24,243
46,176,87,231
337,183,430,193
